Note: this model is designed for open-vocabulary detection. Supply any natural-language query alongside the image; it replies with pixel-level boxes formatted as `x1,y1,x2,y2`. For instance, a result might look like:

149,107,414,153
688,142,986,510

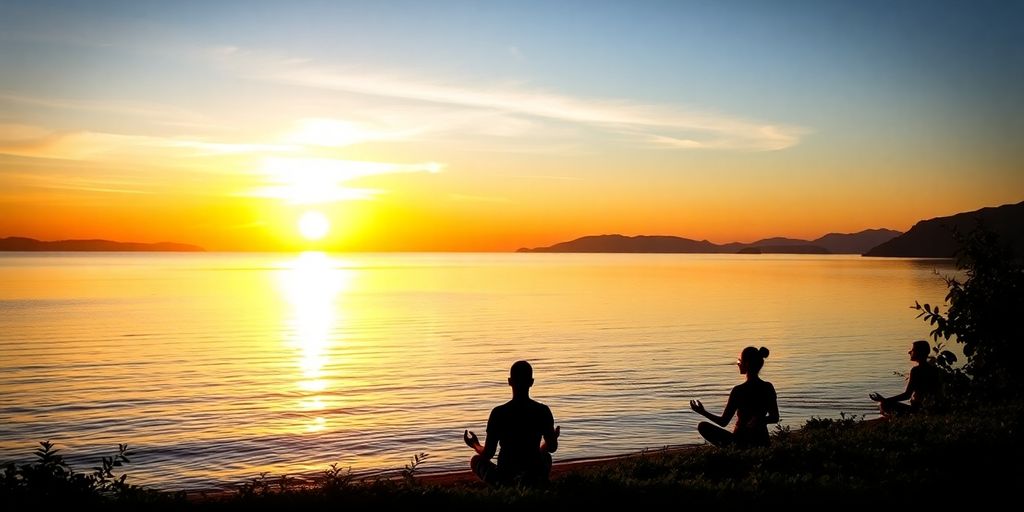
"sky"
0,0,1021,251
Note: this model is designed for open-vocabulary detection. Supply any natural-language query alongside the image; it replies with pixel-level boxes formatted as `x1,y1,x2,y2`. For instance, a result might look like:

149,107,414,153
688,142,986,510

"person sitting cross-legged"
690,346,780,448
870,339,942,417
463,360,560,486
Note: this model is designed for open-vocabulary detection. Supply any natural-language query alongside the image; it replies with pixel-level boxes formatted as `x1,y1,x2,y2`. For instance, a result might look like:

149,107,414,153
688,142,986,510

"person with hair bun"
689,346,780,448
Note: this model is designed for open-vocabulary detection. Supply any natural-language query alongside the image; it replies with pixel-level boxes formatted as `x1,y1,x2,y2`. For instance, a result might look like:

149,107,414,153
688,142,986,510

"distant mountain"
864,201,1024,258
738,245,829,254
517,229,901,255
0,237,204,252
517,234,722,253
749,237,811,247
813,229,903,254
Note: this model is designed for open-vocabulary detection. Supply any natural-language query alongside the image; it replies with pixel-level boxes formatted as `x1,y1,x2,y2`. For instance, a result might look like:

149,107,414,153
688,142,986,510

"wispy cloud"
0,123,447,203
0,165,154,196
219,49,805,151
0,91,214,128
246,157,443,205
0,123,293,160
282,117,418,148
646,134,708,149
170,140,295,155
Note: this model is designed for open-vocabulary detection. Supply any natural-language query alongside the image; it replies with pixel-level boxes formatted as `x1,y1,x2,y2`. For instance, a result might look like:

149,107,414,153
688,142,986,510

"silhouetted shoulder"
732,380,774,393
520,399,554,420
490,399,552,422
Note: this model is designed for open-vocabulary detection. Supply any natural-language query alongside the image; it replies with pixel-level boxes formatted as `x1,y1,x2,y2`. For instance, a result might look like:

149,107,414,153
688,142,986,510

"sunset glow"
4,1,1022,499
298,211,330,241
0,1,1020,251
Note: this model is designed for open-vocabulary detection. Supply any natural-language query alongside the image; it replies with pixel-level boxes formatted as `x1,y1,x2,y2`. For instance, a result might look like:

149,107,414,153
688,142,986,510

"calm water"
0,252,956,490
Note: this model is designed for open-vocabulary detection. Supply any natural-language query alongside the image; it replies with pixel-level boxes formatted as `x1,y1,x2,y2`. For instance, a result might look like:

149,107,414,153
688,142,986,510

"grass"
4,402,1022,509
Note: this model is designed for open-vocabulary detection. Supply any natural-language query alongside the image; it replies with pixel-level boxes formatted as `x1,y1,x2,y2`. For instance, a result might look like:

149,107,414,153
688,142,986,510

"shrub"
0,441,167,505
914,225,1024,399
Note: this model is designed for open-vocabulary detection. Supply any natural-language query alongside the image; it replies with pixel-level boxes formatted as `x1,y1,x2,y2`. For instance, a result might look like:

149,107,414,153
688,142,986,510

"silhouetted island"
0,237,205,252
864,200,1024,258
737,245,828,255
517,229,901,255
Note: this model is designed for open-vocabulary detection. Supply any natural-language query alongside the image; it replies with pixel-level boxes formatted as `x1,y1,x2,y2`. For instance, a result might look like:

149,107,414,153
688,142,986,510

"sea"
0,252,957,490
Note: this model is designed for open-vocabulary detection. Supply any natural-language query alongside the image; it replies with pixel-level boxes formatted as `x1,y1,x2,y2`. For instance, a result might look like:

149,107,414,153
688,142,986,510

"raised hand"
689,399,706,414
540,425,561,454
869,392,883,402
464,429,481,449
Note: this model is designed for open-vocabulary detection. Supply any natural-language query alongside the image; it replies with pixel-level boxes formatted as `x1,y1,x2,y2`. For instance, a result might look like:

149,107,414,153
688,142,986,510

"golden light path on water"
279,252,351,434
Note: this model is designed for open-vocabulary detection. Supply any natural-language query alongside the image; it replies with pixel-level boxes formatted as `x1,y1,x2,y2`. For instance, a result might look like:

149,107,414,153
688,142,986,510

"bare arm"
765,385,780,425
872,366,921,405
480,435,497,460
690,394,737,428
890,388,913,402
464,430,484,455
540,425,560,453
869,376,913,403
463,430,498,459
466,409,500,460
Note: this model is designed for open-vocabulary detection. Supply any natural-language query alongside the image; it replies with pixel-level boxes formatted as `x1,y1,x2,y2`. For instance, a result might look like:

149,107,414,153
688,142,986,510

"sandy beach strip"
413,443,705,487
182,443,706,500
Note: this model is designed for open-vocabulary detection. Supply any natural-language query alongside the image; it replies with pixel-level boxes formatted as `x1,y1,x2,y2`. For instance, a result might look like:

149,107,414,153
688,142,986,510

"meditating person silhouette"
463,360,560,486
690,346,780,448
869,339,941,417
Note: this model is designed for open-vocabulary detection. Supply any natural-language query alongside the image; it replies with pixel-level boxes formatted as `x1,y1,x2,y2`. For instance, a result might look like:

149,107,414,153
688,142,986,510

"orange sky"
1,2,1021,251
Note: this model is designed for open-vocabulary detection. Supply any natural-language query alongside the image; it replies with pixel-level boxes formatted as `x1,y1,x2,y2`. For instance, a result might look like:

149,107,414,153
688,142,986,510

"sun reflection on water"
277,251,352,433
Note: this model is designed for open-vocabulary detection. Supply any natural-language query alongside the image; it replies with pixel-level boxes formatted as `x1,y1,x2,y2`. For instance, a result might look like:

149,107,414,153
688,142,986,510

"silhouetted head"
738,346,770,376
910,340,930,363
508,360,535,392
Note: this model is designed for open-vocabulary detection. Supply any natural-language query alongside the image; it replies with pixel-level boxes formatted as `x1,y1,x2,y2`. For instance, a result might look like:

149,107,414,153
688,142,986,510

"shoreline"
415,443,705,487
12,409,1022,506
182,443,707,500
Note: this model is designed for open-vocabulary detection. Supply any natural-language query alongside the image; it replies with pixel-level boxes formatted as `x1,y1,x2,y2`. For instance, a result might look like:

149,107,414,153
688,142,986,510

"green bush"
0,440,174,506
914,225,1024,398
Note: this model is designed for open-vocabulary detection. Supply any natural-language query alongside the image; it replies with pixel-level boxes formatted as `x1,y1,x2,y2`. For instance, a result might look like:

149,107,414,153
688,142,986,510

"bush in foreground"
5,404,1022,510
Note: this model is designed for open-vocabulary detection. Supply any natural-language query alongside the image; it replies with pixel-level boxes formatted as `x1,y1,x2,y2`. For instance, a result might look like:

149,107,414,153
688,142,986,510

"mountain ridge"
0,237,205,252
864,201,1024,258
518,228,902,255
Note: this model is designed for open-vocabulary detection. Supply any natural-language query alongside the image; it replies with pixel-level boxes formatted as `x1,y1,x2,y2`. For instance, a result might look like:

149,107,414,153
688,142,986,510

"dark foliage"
0,441,178,507
914,225,1024,398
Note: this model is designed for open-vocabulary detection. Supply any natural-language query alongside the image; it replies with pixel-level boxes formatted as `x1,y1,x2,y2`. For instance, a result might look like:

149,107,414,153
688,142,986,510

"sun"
298,211,330,240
